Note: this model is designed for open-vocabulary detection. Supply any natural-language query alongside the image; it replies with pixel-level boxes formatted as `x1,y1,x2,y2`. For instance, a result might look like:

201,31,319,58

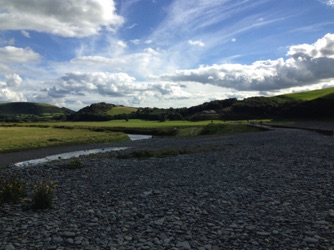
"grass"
279,87,334,101
0,126,128,153
0,119,266,153
106,106,138,116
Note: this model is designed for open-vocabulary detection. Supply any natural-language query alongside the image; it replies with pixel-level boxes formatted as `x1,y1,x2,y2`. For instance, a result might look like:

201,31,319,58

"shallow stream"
13,134,152,168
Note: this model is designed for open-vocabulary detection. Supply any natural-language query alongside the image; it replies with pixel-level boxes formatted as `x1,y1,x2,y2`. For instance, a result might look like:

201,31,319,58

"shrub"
67,158,85,169
0,175,27,204
32,180,57,209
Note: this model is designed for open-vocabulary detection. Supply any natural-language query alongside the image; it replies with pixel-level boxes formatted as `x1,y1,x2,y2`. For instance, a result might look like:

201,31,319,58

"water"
13,147,129,168
127,134,152,140
13,134,152,168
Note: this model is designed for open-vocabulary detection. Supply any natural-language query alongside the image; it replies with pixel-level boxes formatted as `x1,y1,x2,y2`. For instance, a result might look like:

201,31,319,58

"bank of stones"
1,129,334,249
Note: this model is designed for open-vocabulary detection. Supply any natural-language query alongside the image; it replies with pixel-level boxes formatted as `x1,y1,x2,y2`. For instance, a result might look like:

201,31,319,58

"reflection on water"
13,147,129,168
127,134,152,140
13,134,152,168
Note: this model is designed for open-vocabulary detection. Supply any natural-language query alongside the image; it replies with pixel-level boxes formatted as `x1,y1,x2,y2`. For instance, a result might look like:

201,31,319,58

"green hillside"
0,102,73,115
277,87,334,101
106,106,138,116
0,102,74,122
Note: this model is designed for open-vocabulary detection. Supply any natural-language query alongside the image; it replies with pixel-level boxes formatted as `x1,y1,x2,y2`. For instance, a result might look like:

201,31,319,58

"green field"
0,126,128,153
0,119,265,153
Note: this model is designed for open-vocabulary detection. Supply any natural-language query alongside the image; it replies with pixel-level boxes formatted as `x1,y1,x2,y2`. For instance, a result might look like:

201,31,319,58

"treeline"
2,95,334,123
67,96,334,122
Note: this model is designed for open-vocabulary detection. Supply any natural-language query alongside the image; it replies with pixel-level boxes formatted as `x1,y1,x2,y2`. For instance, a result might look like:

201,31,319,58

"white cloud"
0,88,25,102
0,73,26,102
0,0,124,37
320,0,334,7
44,72,192,107
0,46,41,73
70,47,177,78
117,40,128,49
0,46,41,63
21,30,30,38
188,40,205,47
155,33,334,91
5,73,22,87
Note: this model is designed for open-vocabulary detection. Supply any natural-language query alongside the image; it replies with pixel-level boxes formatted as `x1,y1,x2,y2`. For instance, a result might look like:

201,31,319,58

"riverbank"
1,128,334,249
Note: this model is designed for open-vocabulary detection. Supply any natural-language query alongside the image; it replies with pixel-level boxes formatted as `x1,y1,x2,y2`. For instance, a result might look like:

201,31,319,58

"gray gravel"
1,128,334,249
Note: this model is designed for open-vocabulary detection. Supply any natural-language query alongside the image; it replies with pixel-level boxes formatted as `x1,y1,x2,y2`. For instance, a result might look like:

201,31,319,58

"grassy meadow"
0,119,265,153
0,126,128,153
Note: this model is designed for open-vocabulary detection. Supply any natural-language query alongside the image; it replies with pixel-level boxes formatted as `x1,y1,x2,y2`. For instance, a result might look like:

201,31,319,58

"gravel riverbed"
1,128,334,249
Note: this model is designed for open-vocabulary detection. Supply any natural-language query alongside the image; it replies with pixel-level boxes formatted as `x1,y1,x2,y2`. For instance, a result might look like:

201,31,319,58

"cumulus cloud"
155,33,334,91
0,46,41,74
0,46,41,63
0,73,25,102
46,72,192,105
5,73,22,87
0,0,124,37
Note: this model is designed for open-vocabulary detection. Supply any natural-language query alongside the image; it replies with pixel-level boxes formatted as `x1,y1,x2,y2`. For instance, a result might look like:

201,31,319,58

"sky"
0,0,334,111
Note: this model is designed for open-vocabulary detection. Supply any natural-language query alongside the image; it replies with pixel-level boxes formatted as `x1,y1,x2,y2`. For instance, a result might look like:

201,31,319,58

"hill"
69,102,138,121
277,87,334,101
2,87,334,122
0,102,74,122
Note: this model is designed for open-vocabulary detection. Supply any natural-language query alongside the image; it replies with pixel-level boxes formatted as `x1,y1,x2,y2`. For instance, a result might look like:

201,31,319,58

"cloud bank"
0,0,123,37
45,72,192,106
155,33,334,91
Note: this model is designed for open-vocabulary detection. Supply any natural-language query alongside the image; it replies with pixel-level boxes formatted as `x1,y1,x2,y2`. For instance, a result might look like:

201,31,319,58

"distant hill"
2,87,334,122
69,102,138,121
0,102,74,122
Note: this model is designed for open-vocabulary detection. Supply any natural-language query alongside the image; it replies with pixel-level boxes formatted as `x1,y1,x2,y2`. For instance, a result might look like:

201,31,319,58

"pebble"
1,129,334,249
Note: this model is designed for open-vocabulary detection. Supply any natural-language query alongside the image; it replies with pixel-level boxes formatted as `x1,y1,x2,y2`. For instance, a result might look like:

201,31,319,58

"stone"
5,243,15,250
176,241,191,249
62,231,76,237
304,237,318,244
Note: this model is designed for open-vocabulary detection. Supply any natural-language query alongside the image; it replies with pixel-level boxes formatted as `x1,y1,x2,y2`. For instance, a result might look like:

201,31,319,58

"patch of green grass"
106,106,138,115
66,158,85,169
0,126,128,153
200,123,263,135
115,145,223,160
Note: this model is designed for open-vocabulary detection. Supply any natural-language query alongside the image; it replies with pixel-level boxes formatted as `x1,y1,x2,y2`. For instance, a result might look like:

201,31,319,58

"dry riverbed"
1,128,334,249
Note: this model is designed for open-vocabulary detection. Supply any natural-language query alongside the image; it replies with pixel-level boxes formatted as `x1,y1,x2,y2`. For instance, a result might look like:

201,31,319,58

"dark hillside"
0,102,73,115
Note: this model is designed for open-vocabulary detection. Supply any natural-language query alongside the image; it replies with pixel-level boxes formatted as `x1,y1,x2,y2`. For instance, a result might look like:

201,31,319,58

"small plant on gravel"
0,175,27,204
32,180,57,209
66,158,84,169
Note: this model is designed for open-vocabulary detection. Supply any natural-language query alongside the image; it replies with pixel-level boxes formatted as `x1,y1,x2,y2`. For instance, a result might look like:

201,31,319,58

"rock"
62,231,76,237
256,231,271,236
304,237,318,244
5,243,15,250
176,241,191,249
154,218,165,226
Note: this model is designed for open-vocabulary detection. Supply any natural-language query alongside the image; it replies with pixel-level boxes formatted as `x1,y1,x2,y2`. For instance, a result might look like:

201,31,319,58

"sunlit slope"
276,87,334,101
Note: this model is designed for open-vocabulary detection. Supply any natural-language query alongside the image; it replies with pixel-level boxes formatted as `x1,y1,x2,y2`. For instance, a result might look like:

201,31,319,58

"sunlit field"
0,126,128,153
0,119,266,153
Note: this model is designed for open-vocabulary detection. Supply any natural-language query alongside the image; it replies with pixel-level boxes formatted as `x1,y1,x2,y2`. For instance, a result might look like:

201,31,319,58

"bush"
0,175,27,204
67,158,85,169
32,180,57,209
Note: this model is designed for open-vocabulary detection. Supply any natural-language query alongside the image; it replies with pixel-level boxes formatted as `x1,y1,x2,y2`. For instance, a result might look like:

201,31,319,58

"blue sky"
0,0,334,110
